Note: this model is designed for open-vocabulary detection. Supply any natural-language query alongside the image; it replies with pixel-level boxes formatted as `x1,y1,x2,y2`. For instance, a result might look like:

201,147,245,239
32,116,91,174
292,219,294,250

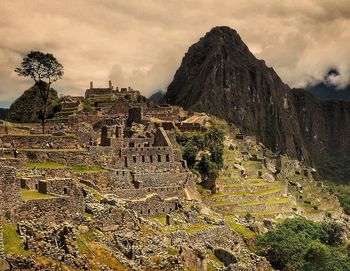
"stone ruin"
85,80,141,101
0,82,347,270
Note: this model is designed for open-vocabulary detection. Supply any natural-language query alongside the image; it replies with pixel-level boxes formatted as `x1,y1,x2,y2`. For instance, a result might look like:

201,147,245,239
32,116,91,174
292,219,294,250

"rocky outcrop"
164,26,350,181
7,84,60,123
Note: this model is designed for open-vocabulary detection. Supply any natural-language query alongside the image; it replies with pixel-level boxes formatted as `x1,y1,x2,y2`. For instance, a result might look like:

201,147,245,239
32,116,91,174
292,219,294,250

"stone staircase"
206,133,344,221
209,135,295,219
288,176,343,221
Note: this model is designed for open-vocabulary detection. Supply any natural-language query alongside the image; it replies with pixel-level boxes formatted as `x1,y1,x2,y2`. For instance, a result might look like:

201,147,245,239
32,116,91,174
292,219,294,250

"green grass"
226,219,255,238
213,200,234,206
213,197,290,207
167,247,180,256
222,182,271,188
183,223,214,234
150,214,167,225
77,231,95,256
240,197,290,206
71,165,107,173
212,187,282,198
21,189,56,201
207,251,225,267
231,209,293,216
163,223,214,234
84,212,94,220
26,162,66,169
3,222,28,255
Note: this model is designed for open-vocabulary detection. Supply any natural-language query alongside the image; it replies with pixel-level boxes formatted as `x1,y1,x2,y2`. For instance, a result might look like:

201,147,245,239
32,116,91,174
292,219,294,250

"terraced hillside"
204,132,343,221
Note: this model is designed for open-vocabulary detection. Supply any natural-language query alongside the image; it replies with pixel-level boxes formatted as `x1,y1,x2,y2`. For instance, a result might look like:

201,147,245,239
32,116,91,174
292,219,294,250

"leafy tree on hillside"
259,217,350,271
15,51,63,133
183,143,197,168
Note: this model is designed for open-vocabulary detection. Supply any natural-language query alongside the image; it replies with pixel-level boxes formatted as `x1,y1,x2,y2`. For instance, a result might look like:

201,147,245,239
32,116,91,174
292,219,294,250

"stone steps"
220,169,242,178
211,186,287,204
218,182,276,194
217,177,264,185
212,197,293,214
230,209,296,219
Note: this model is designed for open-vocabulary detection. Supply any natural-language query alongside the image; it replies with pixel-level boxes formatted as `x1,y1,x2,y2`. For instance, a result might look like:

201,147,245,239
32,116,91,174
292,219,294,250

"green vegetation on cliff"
259,217,350,271
326,182,350,215
7,84,61,123
177,124,224,189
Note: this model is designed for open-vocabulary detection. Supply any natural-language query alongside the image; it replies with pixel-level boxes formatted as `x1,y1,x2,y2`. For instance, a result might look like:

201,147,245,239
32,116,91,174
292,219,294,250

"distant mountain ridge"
164,26,350,182
305,69,350,101
0,108,8,120
148,90,164,104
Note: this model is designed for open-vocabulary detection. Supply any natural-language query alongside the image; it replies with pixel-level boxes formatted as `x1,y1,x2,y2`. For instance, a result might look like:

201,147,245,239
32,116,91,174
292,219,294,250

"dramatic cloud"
0,0,350,107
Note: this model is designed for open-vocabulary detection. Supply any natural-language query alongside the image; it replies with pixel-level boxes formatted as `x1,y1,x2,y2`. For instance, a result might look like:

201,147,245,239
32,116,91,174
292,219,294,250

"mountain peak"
165,26,309,162
196,26,250,55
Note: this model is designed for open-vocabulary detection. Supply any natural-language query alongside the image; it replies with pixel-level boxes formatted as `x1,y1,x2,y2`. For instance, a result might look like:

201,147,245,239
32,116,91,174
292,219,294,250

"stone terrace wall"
0,135,79,149
126,194,179,216
132,172,188,188
19,168,72,179
0,166,21,213
121,146,178,169
45,178,82,198
0,158,26,168
17,197,84,223
107,170,133,190
85,204,136,232
114,185,185,200
68,112,105,126
21,150,108,167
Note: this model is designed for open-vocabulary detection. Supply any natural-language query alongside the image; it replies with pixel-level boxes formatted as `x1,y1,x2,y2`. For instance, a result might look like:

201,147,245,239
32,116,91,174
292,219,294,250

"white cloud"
0,0,349,107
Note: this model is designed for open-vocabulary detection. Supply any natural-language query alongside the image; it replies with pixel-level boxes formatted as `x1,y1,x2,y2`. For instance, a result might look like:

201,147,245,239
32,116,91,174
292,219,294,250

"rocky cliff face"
164,26,350,181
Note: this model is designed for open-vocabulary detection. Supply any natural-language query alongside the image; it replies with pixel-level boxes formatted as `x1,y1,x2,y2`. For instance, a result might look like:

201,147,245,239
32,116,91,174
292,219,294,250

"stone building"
85,80,141,101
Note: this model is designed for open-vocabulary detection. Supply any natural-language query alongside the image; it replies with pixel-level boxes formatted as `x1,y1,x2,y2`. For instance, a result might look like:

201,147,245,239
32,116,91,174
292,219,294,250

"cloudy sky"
0,0,350,107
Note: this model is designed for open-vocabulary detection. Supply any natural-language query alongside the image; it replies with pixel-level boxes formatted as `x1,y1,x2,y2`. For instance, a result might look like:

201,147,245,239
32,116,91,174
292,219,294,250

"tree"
15,51,63,133
183,143,197,168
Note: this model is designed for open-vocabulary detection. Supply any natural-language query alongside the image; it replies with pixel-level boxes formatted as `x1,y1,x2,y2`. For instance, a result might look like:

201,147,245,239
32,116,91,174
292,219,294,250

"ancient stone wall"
44,178,81,197
0,135,79,149
132,172,188,188
114,185,185,200
125,194,179,216
177,122,205,132
127,107,143,126
0,158,26,168
68,112,105,126
144,105,187,122
0,166,21,213
17,196,84,223
21,150,105,167
120,146,175,168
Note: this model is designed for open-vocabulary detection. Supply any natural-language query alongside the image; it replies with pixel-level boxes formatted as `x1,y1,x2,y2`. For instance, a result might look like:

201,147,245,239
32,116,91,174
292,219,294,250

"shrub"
183,143,197,168
258,217,350,271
